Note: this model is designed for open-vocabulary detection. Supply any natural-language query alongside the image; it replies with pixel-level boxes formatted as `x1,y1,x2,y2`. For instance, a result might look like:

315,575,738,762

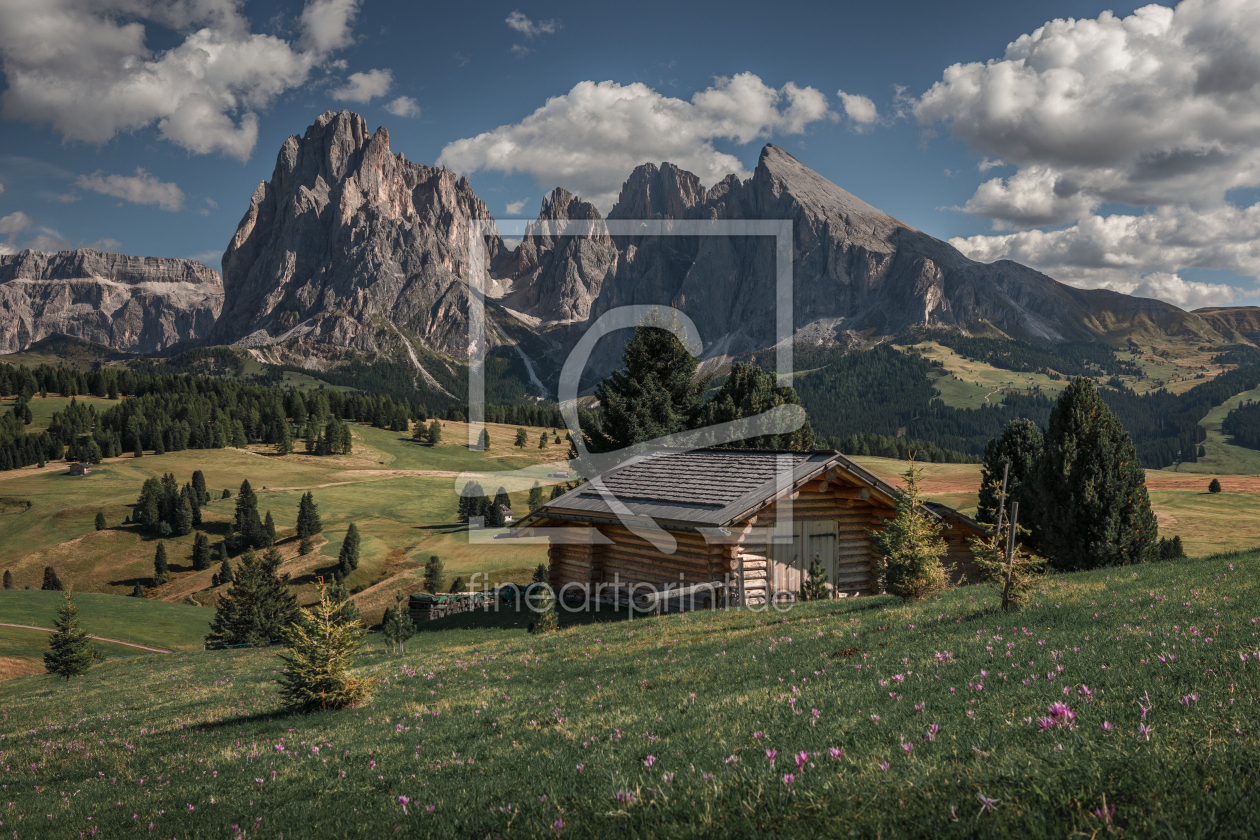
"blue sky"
1,0,1258,310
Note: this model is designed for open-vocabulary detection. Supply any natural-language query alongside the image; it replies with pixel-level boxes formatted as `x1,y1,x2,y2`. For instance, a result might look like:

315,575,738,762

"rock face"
211,110,504,366
0,249,222,354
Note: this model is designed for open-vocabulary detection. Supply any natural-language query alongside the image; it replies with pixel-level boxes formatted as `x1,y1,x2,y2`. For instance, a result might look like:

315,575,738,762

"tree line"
1222,399,1260,450
917,332,1142,378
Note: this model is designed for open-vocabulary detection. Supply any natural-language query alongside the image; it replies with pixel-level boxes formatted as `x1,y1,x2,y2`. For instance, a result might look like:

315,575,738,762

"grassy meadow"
1,551,1258,837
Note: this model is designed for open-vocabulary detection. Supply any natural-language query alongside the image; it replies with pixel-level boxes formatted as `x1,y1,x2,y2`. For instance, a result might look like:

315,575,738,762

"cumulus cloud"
331,69,393,103
438,73,835,210
505,11,559,38
384,96,421,118
836,89,878,126
0,211,32,234
918,0,1260,305
948,203,1260,308
75,168,185,211
0,0,362,161
506,198,528,214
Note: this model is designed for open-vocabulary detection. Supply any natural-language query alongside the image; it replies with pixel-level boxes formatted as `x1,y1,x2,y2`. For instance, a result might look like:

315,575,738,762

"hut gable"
512,449,985,606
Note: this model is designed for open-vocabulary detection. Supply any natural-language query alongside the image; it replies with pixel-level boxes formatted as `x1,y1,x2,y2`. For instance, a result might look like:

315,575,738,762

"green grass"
1166,383,1260,475
0,590,213,649
1,394,121,433
1,553,1258,837
0,626,140,679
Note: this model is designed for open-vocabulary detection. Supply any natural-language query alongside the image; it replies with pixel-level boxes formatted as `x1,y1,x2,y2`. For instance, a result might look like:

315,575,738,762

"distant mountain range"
4,109,1260,398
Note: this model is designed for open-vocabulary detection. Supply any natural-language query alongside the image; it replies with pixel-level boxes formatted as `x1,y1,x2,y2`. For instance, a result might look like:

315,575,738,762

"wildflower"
766,749,778,767
870,714,880,723
901,742,914,755
614,790,637,804
724,755,739,765
398,796,409,814
553,818,565,835
1139,724,1152,741
796,751,809,770
643,755,656,768
783,773,796,786
752,731,763,740
1101,721,1113,731
662,772,674,783
878,761,890,772
1095,804,1115,824
976,792,1000,816
924,723,939,743
828,747,843,760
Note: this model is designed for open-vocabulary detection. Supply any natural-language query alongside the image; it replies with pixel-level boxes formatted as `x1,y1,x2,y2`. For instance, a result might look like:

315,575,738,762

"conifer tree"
382,592,415,654
493,486,512,519
191,532,211,571
175,492,193,536
185,483,202,527
327,583,361,625
153,541,169,583
528,583,559,634
514,427,529,448
871,464,948,603
42,566,64,591
422,555,444,594
426,419,442,445
217,555,233,587
538,431,547,449
970,477,1044,612
1031,377,1158,570
264,511,277,546
94,511,107,531
134,440,143,458
527,481,545,512
2,569,12,589
531,563,548,584
278,582,371,713
233,480,264,550
977,419,1043,526
479,428,490,450
296,491,322,554
43,590,94,681
205,547,296,647
1209,478,1222,494
801,554,829,601
132,583,145,597
584,311,711,454
550,483,565,501
191,470,209,504
696,362,816,450
338,523,361,577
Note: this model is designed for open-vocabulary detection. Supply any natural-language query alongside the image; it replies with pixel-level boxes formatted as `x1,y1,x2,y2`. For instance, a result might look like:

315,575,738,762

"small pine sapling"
528,583,560,634
801,553,829,601
42,565,64,591
43,590,94,680
1208,478,1222,494
94,511,107,531
277,582,371,713
969,468,1044,612
871,463,948,604
382,591,415,654
531,563,548,584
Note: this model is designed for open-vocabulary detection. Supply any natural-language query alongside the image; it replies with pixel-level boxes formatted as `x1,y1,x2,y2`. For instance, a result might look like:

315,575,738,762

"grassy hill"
1,552,1257,837
0,590,212,648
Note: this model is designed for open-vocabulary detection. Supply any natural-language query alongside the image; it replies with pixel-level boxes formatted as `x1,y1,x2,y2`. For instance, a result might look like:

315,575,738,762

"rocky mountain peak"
607,162,707,220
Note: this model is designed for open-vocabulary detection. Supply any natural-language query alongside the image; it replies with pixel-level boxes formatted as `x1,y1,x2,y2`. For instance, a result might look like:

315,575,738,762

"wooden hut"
509,449,985,606
69,462,91,476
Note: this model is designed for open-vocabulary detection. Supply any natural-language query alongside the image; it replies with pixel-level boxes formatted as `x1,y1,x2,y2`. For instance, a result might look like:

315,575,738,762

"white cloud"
0,211,32,234
205,197,218,209
509,44,532,59
506,11,559,38
331,69,393,103
384,96,421,118
506,198,528,214
949,203,1260,308
836,89,878,126
438,73,835,210
917,0,1260,305
75,168,185,211
0,0,362,161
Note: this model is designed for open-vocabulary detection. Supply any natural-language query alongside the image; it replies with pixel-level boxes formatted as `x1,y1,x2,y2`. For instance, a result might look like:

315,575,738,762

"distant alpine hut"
501,505,515,524
69,462,91,476
509,449,985,607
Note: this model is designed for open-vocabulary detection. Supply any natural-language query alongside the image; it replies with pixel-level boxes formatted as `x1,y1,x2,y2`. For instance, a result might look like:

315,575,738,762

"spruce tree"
531,563,548,584
2,569,12,590
42,566,64,591
191,469,209,504
296,491,322,555
514,427,529,448
528,583,560,634
550,483,565,501
479,428,490,450
382,592,415,654
422,555,444,594
493,486,512,519
191,532,211,571
94,511,107,531
134,440,143,458
801,554,829,601
205,548,286,647
585,311,710,454
43,590,94,681
175,493,193,536
327,583,361,625
969,476,1044,612
696,362,816,450
233,480,264,550
538,430,547,449
426,419,442,445
450,576,464,593
217,556,233,587
264,511,277,546
871,465,948,603
338,523,361,577
977,419,1043,526
527,481,545,512
277,582,371,713
256,546,300,640
153,541,169,583
1032,377,1158,570
1209,478,1222,494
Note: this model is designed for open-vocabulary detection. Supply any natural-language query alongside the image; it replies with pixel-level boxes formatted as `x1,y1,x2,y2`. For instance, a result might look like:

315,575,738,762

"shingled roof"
514,448,884,530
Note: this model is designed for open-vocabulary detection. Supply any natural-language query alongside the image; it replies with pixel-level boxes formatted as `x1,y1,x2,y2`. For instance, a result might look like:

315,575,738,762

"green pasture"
0,590,213,649
1,552,1258,837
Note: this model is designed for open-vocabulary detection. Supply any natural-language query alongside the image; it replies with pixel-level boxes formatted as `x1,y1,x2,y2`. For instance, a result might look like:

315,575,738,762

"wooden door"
769,520,840,597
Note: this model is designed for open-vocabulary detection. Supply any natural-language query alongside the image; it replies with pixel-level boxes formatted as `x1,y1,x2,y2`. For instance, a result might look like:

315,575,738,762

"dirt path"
0,623,171,653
